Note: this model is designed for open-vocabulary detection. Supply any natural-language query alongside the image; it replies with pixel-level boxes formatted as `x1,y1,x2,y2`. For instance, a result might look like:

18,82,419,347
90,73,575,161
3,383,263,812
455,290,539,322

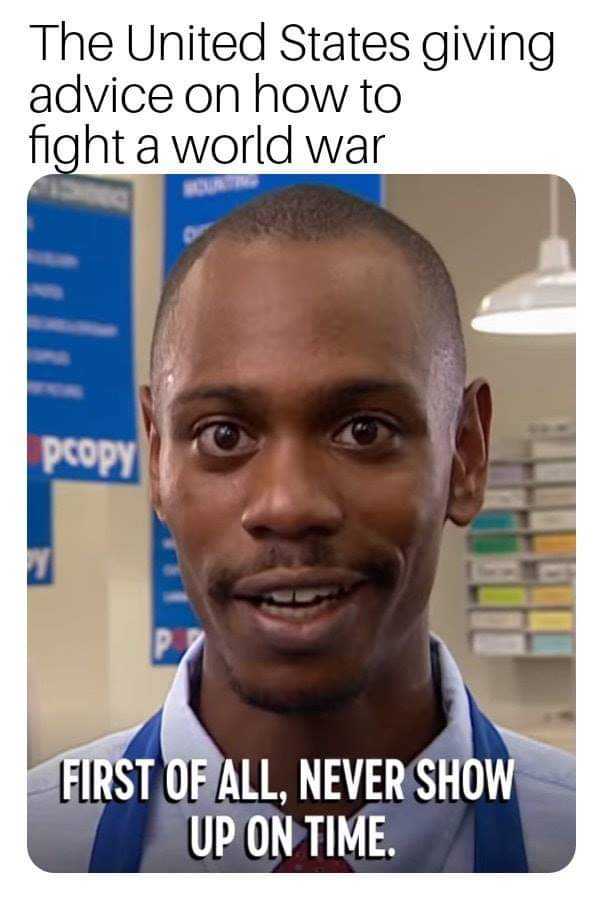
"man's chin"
226,670,367,716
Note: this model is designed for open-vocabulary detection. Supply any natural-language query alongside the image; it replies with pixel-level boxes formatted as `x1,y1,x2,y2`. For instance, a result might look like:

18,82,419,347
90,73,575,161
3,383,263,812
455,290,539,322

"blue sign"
154,174,384,664
164,173,383,271
28,480,53,585
152,513,201,665
27,176,138,483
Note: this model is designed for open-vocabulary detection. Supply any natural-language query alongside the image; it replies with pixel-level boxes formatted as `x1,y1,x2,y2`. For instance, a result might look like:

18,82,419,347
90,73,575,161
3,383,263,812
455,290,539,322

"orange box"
532,533,576,555
531,585,574,606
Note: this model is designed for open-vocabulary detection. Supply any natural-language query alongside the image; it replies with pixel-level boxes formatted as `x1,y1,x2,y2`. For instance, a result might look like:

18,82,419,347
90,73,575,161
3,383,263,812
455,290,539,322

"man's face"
148,234,462,711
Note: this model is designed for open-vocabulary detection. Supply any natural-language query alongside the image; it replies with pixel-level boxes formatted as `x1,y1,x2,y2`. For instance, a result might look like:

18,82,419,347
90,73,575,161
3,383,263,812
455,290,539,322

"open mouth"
230,569,370,648
241,584,360,622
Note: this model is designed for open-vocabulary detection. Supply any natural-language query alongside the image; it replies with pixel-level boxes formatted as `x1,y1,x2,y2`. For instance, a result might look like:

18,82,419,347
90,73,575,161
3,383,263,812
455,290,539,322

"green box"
471,535,521,555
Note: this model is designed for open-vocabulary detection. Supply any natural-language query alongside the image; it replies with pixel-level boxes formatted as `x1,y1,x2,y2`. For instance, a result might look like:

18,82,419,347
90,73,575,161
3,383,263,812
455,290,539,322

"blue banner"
27,480,53,586
154,173,384,664
164,173,383,271
152,513,201,665
27,176,138,483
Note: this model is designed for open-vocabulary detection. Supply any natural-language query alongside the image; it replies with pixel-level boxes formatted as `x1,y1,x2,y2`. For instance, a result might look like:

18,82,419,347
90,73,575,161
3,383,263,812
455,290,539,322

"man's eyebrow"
315,378,429,432
168,384,263,412
317,378,425,413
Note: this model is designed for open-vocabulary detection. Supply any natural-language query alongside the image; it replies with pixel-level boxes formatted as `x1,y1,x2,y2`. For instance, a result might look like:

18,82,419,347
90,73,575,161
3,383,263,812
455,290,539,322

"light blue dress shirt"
28,634,575,872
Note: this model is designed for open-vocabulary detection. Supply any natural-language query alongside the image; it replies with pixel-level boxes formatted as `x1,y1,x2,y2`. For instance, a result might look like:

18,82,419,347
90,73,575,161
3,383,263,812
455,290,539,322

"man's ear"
447,379,492,527
139,385,164,521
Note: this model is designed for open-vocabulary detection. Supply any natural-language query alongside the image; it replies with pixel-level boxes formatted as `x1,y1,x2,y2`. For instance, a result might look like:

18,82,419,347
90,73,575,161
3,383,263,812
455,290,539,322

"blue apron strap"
88,709,164,872
466,688,529,872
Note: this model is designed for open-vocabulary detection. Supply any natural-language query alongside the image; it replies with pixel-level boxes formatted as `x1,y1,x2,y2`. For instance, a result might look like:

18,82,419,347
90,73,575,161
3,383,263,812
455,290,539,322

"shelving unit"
466,425,575,659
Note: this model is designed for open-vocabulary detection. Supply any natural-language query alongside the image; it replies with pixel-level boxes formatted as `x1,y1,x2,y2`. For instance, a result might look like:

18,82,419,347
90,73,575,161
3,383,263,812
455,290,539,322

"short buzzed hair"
151,183,466,408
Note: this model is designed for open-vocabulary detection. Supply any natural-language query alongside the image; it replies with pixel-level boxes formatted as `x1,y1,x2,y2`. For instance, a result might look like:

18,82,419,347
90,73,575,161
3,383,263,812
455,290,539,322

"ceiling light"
472,176,575,335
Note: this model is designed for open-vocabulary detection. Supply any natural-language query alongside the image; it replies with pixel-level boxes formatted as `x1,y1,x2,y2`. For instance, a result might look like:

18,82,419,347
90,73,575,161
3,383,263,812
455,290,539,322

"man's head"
141,184,491,713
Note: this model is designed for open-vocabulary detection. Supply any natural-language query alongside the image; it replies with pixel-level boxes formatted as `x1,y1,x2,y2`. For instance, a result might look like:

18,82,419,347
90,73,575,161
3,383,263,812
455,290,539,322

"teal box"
531,633,573,655
472,511,519,531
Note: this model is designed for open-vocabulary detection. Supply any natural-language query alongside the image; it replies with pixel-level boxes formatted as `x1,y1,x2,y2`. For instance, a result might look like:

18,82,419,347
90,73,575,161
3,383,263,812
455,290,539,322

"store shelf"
471,627,574,640
488,480,575,489
490,456,575,465
467,579,573,587
465,552,575,563
487,652,574,659
467,434,576,659
469,527,575,537
468,605,574,611
482,504,575,513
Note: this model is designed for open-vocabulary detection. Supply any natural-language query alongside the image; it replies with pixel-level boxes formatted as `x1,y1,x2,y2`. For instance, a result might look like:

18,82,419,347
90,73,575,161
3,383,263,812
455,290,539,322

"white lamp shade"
472,237,575,335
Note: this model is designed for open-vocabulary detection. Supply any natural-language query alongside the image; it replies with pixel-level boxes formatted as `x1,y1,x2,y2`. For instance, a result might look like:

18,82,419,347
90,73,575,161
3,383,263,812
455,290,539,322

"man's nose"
241,440,344,540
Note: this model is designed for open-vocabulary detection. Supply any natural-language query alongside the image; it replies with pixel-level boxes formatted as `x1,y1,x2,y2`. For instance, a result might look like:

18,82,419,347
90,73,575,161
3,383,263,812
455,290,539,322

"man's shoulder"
499,725,575,791
28,724,141,873
498,726,575,873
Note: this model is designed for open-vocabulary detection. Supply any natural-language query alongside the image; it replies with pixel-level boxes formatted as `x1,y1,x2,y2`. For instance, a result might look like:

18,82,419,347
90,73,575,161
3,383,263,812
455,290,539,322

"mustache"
207,539,400,604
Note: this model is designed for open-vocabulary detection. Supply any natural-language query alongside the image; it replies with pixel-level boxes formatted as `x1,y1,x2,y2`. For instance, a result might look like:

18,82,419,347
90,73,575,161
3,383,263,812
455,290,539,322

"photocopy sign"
27,480,53,586
27,175,138,483
153,174,384,665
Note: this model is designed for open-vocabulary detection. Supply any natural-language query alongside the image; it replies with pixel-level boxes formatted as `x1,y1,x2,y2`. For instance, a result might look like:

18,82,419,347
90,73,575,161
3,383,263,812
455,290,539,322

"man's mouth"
243,584,357,621
230,568,366,627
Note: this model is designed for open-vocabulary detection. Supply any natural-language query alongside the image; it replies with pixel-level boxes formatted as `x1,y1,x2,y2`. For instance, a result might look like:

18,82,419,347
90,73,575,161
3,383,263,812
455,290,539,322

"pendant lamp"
471,176,575,335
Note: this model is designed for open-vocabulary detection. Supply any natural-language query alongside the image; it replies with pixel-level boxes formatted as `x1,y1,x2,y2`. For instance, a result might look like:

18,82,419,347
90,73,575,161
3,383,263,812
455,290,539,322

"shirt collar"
160,632,472,872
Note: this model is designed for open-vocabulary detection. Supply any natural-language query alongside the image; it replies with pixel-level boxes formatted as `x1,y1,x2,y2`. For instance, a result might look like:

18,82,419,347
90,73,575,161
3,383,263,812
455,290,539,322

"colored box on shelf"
530,440,576,459
471,534,522,555
527,610,573,632
472,631,526,656
489,463,528,486
483,488,527,509
471,511,519,531
532,486,576,507
534,461,576,483
532,533,576,555
531,633,573,656
529,509,575,531
470,611,524,631
536,561,576,583
531,585,574,606
478,586,526,605
470,559,522,583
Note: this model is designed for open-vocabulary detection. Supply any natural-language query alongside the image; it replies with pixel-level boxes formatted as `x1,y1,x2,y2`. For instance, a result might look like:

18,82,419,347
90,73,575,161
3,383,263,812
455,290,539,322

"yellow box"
528,610,573,632
532,533,576,554
478,586,526,606
531,585,574,606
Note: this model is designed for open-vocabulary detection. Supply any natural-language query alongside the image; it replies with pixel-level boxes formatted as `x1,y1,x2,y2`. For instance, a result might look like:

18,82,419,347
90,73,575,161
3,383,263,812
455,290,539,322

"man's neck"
197,624,445,822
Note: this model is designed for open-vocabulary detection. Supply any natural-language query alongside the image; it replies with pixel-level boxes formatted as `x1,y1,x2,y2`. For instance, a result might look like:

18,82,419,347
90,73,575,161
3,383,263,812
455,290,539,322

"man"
28,184,575,872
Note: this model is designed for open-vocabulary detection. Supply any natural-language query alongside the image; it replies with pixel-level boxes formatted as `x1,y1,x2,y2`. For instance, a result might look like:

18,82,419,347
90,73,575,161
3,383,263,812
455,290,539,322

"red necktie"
274,837,353,872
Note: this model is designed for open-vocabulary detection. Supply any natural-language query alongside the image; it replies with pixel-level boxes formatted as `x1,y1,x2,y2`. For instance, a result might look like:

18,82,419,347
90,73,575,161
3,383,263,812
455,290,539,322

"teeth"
265,585,343,605
292,585,339,603
270,589,297,604
259,599,337,620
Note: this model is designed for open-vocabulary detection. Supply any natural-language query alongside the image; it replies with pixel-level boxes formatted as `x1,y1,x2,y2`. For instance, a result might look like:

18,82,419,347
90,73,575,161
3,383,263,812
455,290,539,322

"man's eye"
195,422,257,457
332,417,400,450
